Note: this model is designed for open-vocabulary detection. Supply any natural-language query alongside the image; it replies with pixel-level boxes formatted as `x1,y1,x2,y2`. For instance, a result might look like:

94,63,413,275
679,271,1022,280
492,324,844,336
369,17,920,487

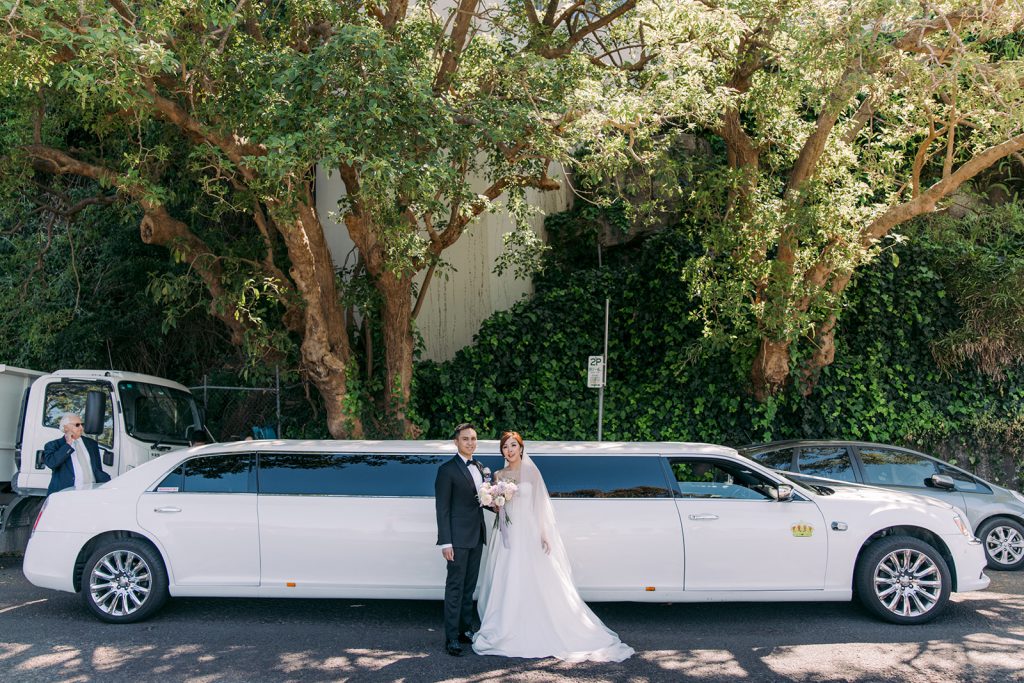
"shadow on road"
2,555,1022,682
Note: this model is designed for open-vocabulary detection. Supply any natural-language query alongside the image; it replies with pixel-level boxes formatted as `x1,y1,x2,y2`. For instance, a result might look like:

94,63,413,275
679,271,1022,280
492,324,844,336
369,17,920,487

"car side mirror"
928,474,956,491
772,484,794,501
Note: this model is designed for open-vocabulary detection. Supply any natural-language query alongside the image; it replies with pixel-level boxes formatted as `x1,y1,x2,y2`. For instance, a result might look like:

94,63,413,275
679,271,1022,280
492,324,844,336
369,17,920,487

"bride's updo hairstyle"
499,431,524,454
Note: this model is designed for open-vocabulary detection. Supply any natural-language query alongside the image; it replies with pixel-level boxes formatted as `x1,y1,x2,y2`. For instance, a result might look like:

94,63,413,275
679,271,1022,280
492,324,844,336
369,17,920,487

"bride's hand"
541,539,550,555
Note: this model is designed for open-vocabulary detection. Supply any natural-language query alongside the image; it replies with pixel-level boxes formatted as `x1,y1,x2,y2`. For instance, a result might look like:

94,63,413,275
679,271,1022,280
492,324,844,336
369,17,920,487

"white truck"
0,365,204,552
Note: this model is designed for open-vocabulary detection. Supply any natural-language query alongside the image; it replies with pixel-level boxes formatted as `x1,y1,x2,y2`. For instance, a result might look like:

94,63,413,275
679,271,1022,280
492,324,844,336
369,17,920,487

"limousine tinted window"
535,456,672,498
258,453,447,496
155,454,254,494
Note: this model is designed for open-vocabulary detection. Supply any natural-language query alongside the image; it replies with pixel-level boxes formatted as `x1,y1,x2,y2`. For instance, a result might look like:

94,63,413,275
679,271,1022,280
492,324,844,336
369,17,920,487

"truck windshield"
119,381,200,445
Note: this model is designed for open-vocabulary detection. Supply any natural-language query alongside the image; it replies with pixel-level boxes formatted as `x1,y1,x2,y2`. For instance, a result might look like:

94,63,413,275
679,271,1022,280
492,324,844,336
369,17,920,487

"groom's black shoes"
445,640,464,656
458,631,474,644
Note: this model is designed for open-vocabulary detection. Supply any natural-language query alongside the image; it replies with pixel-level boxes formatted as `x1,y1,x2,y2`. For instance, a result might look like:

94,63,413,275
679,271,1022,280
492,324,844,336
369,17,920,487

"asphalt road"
1,555,1022,683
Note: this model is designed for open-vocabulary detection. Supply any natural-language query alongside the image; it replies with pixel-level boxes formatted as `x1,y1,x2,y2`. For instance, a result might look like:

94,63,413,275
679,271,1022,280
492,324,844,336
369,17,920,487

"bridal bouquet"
478,479,518,525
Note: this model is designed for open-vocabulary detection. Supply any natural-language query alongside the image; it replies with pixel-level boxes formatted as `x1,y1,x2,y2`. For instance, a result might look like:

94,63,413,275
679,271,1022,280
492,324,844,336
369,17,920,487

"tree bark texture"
378,271,418,437
272,200,364,438
751,337,791,402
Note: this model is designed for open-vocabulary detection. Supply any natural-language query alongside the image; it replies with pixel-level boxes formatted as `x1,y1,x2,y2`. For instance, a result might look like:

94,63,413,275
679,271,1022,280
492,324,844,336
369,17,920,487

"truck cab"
9,369,203,496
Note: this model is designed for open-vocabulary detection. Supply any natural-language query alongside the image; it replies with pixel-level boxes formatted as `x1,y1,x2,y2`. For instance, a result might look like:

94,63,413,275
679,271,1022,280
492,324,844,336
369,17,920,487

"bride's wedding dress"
472,456,634,662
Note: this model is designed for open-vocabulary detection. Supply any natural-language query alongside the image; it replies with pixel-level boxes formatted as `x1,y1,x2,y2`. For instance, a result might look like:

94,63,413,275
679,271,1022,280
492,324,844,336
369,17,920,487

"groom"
435,422,489,656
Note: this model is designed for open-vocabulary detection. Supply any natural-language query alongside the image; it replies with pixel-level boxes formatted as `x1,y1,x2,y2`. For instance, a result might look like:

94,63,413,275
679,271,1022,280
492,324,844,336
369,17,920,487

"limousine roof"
193,440,737,458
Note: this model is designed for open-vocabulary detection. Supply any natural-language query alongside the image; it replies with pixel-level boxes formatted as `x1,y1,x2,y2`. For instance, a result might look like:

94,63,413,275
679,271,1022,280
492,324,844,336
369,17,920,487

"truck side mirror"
84,390,106,435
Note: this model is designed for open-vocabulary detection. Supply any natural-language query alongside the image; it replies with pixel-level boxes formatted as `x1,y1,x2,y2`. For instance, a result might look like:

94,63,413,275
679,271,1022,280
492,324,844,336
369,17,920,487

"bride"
472,431,634,662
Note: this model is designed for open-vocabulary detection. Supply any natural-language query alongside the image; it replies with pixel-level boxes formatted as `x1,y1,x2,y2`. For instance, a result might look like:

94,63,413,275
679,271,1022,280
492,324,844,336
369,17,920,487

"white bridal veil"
519,449,574,578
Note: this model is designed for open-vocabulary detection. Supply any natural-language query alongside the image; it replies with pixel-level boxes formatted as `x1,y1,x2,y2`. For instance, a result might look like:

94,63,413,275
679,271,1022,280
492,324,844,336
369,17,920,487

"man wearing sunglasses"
42,413,111,495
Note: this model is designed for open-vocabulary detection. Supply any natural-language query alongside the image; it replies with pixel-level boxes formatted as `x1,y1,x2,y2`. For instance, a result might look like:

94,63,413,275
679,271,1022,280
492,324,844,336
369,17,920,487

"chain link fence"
191,368,281,442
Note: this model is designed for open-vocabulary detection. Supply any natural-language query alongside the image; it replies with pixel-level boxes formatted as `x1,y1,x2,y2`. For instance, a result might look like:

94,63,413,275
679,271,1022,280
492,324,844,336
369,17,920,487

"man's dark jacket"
43,436,111,495
434,455,488,548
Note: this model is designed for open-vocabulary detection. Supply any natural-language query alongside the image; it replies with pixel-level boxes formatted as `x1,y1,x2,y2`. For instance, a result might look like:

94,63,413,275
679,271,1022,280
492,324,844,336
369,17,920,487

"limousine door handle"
153,506,181,514
688,514,719,521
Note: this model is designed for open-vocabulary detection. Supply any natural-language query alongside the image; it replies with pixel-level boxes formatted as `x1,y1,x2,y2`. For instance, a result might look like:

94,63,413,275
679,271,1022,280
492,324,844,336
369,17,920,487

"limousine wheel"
81,538,169,624
855,536,950,625
977,517,1024,571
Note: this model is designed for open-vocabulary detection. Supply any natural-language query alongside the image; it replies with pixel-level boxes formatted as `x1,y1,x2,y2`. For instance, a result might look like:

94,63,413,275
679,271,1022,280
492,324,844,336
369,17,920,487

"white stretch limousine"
24,440,989,625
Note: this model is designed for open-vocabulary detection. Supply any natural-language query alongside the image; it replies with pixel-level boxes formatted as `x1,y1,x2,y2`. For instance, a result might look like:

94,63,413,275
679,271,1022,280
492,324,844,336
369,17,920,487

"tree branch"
25,144,252,344
892,1,1005,56
382,0,410,31
537,1,637,58
142,79,266,180
433,0,479,93
865,132,1024,244
523,0,541,26
786,68,863,195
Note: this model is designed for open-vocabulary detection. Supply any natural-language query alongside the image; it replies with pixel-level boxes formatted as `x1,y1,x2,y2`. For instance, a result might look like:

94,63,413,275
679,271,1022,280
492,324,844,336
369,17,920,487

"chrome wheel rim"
89,550,152,617
985,525,1024,566
873,548,942,617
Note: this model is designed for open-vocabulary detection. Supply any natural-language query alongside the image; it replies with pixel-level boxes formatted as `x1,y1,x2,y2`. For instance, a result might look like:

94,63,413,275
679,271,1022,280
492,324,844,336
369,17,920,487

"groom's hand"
442,547,454,562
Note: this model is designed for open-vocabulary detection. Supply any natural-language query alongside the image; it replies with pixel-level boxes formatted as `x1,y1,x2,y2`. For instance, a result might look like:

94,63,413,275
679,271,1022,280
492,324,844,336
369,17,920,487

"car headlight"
952,513,971,537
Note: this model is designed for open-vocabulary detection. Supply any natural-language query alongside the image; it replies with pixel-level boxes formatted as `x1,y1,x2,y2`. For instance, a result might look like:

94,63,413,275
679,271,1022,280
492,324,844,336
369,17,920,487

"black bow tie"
465,459,477,467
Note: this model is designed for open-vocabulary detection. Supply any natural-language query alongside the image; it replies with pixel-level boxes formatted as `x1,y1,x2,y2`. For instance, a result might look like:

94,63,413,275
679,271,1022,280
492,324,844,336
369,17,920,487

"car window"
258,453,448,496
747,447,796,471
859,447,937,488
156,454,253,493
936,462,990,494
796,446,857,482
536,456,672,498
668,458,776,500
43,381,115,448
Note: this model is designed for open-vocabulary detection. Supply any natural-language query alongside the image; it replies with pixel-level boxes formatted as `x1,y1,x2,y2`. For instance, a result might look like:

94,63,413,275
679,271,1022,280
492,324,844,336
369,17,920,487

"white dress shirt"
71,439,95,489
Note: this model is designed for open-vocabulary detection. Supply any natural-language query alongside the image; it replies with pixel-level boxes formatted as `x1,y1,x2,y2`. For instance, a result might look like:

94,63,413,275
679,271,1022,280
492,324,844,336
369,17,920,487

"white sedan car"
24,440,989,625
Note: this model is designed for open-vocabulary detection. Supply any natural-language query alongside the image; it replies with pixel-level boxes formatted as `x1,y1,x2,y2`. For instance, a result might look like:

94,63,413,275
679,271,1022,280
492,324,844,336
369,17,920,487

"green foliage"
415,220,780,444
562,0,1024,398
925,204,1024,379
0,179,231,381
415,205,1024,488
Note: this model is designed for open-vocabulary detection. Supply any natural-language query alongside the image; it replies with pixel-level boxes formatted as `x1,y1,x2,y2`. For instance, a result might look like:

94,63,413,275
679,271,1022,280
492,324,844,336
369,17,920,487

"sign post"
587,356,605,389
587,298,610,441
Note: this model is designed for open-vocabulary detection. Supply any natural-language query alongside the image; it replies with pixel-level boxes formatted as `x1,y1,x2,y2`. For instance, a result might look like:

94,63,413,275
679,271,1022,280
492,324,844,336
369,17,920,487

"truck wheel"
977,517,1024,570
855,535,950,625
81,538,168,623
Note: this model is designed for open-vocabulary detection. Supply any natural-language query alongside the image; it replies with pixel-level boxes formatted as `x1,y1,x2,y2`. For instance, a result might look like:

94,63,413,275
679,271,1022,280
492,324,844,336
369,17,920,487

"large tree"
610,0,1024,399
1,1,650,436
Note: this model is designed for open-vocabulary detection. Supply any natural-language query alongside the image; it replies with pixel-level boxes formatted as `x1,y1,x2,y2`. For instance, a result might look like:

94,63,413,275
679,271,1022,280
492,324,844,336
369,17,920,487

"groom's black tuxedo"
435,454,488,645
435,455,488,547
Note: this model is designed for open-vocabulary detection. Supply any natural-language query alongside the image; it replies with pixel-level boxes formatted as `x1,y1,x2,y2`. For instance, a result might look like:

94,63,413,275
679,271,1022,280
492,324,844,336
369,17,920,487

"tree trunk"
273,200,364,438
378,271,418,437
751,337,791,401
799,314,838,396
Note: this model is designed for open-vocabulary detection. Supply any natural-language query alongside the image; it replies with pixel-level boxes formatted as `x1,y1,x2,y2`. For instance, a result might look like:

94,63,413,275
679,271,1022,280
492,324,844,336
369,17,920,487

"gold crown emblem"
791,523,814,537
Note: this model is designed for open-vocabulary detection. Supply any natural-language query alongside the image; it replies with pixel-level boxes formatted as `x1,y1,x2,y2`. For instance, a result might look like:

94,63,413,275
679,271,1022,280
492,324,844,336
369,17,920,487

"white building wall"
315,165,570,362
